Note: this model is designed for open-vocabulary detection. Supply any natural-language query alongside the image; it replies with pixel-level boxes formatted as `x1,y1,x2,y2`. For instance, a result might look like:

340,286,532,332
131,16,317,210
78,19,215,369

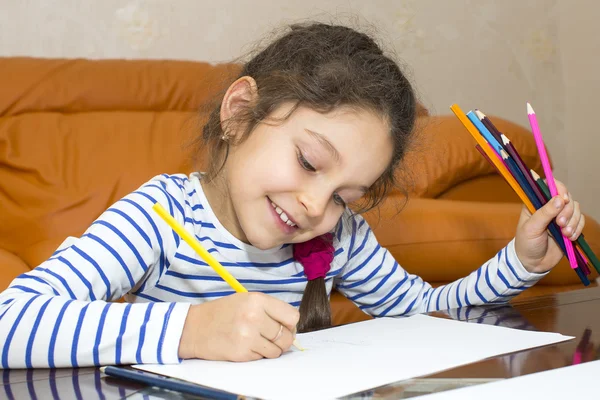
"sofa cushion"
0,249,29,289
0,57,238,116
0,111,203,263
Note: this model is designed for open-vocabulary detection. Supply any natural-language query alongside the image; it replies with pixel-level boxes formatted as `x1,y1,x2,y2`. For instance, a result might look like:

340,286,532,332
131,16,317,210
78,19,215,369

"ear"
220,76,258,137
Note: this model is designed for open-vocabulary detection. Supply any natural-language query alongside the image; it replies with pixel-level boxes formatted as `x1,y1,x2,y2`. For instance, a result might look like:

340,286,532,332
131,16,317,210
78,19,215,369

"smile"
270,201,297,227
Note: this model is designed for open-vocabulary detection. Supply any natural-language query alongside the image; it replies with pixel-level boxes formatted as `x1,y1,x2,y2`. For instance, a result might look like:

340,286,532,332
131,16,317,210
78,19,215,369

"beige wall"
1,0,598,220
558,0,600,222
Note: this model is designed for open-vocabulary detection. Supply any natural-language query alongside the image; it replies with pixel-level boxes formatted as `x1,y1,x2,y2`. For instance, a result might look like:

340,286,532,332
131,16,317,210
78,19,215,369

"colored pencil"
531,169,600,275
471,118,537,207
572,328,592,365
451,104,530,206
467,111,504,154
500,133,547,205
475,110,504,148
576,245,592,276
527,103,578,270
475,144,496,170
476,145,588,283
493,140,585,268
152,202,304,351
528,170,591,275
101,366,243,399
461,105,591,282
153,202,247,292
498,148,589,276
471,110,541,207
500,149,541,209
451,103,588,285
527,169,591,275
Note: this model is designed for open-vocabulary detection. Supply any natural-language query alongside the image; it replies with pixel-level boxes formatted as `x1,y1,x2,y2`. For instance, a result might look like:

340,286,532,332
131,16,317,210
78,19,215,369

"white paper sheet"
418,359,600,399
133,314,574,400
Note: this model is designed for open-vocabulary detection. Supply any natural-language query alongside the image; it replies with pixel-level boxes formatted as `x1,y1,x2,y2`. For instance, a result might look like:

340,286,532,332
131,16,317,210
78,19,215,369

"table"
3,287,600,399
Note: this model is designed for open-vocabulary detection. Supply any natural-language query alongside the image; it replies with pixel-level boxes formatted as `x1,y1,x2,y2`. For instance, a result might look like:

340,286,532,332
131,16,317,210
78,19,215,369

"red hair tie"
293,233,335,281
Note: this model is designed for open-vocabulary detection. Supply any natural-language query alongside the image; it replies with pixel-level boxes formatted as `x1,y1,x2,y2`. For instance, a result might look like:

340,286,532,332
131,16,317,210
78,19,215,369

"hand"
178,292,300,362
515,179,585,273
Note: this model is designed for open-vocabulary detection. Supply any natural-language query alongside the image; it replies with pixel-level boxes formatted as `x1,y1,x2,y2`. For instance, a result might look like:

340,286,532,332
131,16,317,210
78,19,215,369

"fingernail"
563,193,569,201
565,227,573,235
559,217,567,225
554,198,562,208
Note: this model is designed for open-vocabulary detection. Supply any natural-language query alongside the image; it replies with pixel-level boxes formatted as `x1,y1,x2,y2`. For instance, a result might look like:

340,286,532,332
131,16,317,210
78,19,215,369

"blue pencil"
100,366,244,400
467,111,504,154
468,110,541,208
500,149,542,209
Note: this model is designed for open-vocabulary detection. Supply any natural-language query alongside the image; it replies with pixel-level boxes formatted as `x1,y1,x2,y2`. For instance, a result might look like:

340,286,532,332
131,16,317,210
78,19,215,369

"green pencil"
531,169,600,275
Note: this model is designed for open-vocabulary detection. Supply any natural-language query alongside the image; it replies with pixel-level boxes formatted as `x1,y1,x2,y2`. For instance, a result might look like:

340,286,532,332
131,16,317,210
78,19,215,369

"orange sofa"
1,57,598,326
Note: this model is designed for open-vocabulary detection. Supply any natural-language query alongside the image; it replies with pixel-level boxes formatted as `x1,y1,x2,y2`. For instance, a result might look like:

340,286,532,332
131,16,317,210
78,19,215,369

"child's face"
220,103,392,249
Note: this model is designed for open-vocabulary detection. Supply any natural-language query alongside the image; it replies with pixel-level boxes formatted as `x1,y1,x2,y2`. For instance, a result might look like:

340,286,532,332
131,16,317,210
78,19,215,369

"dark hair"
298,276,330,333
197,22,417,332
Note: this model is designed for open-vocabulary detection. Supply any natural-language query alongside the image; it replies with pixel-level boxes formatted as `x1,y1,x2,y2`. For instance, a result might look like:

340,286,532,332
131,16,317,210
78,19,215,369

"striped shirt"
0,173,546,368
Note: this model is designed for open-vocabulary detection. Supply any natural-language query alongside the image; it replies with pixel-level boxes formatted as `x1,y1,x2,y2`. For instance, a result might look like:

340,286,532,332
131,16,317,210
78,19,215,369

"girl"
0,22,584,368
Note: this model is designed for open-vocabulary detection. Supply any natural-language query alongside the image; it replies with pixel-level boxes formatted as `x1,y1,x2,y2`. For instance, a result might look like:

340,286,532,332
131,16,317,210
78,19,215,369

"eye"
333,193,346,206
297,149,316,172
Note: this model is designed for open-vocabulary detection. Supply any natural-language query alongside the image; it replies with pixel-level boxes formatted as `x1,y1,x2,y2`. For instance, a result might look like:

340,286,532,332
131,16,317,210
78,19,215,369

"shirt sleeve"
0,174,191,368
334,212,548,317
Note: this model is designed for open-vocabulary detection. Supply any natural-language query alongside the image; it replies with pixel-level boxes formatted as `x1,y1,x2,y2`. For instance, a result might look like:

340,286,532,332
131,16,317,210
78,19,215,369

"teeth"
270,201,297,227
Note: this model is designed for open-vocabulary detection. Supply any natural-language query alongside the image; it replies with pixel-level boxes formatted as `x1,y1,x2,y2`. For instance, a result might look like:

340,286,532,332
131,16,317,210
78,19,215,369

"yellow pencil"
152,202,304,351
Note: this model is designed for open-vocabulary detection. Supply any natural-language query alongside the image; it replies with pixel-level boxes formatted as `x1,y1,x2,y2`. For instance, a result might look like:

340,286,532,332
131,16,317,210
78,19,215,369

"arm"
334,213,548,317
0,174,190,368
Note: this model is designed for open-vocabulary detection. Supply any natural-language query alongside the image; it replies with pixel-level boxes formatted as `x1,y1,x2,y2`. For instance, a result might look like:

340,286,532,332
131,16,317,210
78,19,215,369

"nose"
298,191,330,219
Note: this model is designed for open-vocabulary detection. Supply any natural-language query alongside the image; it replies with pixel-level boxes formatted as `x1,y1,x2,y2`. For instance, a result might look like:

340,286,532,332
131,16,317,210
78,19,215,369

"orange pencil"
450,104,533,211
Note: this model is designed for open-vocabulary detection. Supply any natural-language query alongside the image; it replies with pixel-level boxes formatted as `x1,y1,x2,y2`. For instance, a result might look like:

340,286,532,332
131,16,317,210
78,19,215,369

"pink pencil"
527,102,578,270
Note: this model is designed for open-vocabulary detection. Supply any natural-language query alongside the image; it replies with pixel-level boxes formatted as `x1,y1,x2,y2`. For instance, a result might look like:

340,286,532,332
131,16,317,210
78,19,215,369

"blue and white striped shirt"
0,173,546,368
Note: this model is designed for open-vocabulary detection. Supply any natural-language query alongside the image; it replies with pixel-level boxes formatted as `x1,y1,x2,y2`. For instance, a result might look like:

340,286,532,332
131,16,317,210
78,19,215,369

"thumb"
525,196,564,236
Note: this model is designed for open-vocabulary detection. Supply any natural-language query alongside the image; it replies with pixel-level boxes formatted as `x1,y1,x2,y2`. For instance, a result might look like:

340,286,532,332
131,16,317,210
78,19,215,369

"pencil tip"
527,102,534,115
501,134,509,145
474,109,485,119
293,339,305,351
500,149,508,159
530,169,540,180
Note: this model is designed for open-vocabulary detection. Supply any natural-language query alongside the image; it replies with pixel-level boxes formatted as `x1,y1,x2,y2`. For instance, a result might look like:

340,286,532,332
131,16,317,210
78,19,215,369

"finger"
247,351,265,361
231,350,264,362
553,180,570,203
562,200,581,238
520,204,532,219
525,195,565,237
253,336,284,359
557,192,575,228
262,295,300,332
260,315,295,352
272,326,294,352
570,213,585,241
